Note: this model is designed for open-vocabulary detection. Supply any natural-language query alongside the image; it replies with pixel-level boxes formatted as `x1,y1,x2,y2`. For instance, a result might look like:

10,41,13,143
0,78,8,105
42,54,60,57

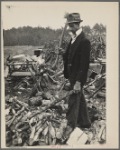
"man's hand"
73,81,81,93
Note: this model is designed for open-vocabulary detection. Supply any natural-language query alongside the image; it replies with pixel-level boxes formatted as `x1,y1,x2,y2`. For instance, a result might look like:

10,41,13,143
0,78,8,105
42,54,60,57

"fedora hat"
66,13,83,24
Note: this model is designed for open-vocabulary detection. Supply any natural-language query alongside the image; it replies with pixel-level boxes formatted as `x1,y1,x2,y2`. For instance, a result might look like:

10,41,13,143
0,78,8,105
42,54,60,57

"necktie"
71,33,76,44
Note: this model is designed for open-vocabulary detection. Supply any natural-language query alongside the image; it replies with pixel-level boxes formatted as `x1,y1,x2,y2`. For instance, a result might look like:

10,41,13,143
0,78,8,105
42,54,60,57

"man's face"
67,22,80,34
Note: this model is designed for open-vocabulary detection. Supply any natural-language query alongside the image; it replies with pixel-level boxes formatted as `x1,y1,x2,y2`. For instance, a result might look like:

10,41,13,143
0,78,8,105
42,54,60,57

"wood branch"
98,125,106,141
29,126,36,145
13,114,24,125
84,73,105,90
6,107,25,127
51,69,63,77
29,120,47,145
15,121,30,132
13,98,29,110
48,122,56,139
51,54,59,70
28,90,74,120
46,68,56,74
47,74,59,84
33,123,47,142
88,81,105,99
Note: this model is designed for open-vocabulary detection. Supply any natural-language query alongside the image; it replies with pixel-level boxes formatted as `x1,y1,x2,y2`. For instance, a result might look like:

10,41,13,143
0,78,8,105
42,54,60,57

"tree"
93,23,106,33
82,25,91,34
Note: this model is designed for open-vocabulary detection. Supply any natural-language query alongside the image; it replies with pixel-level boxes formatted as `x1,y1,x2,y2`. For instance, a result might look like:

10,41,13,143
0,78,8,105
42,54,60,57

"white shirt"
32,55,45,65
71,28,82,44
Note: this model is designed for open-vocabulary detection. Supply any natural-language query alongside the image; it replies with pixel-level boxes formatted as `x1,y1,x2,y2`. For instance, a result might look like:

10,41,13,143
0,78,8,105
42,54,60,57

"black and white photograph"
1,1,119,148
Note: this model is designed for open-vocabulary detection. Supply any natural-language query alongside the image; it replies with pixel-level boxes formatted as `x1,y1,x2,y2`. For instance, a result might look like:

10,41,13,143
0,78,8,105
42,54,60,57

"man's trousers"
66,91,91,129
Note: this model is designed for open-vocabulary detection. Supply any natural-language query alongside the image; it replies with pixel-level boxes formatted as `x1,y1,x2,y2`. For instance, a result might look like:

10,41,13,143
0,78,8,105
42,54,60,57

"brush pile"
5,31,106,147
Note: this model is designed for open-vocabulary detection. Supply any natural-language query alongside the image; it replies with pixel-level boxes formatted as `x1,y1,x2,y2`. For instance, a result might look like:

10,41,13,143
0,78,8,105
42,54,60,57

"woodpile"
5,32,106,147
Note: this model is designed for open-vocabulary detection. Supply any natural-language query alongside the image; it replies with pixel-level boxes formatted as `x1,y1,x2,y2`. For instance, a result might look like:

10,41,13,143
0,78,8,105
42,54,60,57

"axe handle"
59,23,68,48
52,23,68,69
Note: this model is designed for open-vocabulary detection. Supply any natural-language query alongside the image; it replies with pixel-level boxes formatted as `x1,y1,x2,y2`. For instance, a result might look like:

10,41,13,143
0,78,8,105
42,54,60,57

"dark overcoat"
63,31,91,87
63,31,91,128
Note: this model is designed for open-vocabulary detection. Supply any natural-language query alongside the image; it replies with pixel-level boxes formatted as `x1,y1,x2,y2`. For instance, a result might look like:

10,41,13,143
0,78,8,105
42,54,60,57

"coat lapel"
69,31,85,63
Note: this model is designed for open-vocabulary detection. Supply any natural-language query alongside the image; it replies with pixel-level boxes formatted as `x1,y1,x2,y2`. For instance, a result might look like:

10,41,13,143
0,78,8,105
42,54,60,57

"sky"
1,2,118,30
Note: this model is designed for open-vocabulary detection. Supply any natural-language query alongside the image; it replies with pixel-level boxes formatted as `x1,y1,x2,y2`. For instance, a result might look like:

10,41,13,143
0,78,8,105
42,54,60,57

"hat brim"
67,20,83,24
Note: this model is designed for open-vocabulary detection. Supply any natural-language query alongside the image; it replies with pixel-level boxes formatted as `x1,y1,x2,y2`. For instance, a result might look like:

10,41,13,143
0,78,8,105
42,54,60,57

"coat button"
68,64,72,67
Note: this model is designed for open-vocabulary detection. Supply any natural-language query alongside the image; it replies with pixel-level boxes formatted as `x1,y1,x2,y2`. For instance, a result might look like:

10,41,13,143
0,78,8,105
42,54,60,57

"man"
32,48,45,65
62,13,91,132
